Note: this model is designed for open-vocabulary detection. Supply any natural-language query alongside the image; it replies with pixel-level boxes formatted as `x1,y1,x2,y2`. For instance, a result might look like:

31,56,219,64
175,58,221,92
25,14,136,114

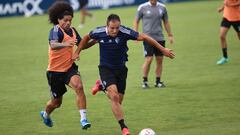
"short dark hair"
48,1,73,25
106,14,121,25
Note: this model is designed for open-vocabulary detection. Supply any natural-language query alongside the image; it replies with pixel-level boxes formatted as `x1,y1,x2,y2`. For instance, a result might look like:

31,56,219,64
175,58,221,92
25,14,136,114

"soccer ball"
138,128,156,135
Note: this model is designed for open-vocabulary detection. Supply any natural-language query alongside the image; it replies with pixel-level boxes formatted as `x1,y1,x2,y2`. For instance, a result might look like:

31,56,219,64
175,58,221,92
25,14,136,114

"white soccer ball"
138,128,156,135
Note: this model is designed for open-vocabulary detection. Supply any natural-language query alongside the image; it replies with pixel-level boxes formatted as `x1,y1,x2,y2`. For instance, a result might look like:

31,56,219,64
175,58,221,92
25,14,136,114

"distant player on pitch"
217,0,240,65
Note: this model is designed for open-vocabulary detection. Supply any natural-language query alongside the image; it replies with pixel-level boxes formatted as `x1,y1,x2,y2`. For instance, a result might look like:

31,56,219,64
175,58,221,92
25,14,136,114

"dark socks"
156,77,160,84
222,48,228,58
118,119,127,130
143,77,148,82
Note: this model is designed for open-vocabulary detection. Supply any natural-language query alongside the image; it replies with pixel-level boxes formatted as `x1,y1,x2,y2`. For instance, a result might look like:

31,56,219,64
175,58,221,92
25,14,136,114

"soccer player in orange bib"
217,0,240,65
40,1,95,129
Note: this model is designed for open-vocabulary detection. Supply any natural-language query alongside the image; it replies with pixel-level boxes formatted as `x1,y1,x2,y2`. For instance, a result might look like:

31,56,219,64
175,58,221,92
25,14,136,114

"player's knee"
111,93,120,103
220,34,226,41
73,83,84,91
145,58,153,64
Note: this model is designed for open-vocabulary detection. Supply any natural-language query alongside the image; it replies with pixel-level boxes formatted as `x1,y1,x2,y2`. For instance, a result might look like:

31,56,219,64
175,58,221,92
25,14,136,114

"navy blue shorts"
46,63,80,99
98,65,128,94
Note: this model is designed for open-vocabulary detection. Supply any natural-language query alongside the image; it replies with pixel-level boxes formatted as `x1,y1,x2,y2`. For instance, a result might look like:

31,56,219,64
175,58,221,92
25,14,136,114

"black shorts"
143,40,165,57
221,18,240,32
46,63,80,99
78,0,88,9
98,65,128,94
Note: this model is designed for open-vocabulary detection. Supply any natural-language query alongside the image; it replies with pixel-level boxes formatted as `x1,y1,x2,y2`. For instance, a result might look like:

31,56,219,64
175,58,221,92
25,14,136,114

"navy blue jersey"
89,25,139,69
48,25,81,44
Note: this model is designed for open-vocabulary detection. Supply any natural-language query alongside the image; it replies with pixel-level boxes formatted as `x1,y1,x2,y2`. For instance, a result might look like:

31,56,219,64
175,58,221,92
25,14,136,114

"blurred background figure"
217,0,240,65
77,0,93,29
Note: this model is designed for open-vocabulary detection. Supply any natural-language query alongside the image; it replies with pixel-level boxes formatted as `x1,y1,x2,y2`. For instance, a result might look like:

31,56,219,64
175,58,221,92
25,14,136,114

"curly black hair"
48,1,74,25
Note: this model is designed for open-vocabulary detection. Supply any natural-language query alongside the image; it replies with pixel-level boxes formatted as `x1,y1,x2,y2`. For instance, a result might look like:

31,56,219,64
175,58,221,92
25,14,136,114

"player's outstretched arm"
72,34,91,60
137,33,175,59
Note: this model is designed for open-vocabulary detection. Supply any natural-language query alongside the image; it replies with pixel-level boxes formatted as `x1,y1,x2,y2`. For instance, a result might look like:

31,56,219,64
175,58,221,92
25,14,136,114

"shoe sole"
217,62,227,65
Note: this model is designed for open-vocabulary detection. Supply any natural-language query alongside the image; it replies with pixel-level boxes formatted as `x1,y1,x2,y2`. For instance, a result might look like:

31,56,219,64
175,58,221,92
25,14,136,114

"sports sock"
118,119,127,130
43,111,49,118
222,48,228,58
156,77,161,84
79,109,87,121
143,77,148,83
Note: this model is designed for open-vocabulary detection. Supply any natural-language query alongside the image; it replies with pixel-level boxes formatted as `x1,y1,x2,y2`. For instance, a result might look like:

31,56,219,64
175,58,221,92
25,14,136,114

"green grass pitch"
0,0,240,135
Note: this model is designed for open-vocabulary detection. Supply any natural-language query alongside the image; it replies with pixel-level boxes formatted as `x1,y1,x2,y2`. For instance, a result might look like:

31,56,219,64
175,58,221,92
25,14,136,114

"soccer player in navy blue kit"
72,14,174,135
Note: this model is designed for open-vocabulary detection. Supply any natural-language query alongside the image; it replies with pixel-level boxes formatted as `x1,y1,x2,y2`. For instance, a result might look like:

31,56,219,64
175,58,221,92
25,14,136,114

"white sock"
79,109,87,121
43,111,49,118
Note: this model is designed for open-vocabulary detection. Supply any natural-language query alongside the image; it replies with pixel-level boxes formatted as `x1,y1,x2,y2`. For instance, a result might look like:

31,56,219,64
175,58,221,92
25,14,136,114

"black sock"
143,77,148,82
222,48,228,58
118,119,127,130
156,77,160,84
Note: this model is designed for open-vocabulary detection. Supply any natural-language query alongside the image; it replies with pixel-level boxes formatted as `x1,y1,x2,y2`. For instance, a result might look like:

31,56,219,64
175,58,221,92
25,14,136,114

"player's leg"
45,97,63,116
117,66,127,105
40,71,66,127
154,41,165,87
106,85,130,135
232,21,240,40
155,56,165,87
78,0,92,29
106,85,124,120
142,41,154,89
119,93,124,104
237,32,240,40
217,18,230,65
66,63,90,129
68,74,91,129
78,0,87,28
40,97,62,127
99,66,130,135
99,66,123,120
142,56,153,88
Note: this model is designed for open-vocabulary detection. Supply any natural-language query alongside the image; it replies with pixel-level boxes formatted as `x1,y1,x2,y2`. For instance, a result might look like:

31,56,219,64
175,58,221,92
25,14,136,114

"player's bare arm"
163,20,174,44
133,19,140,44
133,18,140,32
137,33,175,59
82,39,98,50
72,34,91,60
50,39,77,50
